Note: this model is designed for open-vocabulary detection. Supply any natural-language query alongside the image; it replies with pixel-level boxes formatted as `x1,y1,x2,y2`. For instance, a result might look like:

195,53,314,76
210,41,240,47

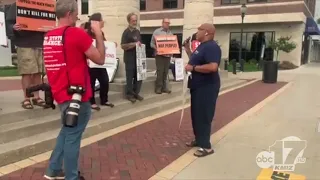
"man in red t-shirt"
43,0,106,180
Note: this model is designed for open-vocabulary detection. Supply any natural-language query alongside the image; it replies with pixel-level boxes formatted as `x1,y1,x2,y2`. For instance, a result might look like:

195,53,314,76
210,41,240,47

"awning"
305,17,320,35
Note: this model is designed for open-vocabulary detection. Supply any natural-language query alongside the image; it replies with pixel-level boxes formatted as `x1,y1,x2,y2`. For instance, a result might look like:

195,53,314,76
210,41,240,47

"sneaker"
134,94,144,101
44,171,65,180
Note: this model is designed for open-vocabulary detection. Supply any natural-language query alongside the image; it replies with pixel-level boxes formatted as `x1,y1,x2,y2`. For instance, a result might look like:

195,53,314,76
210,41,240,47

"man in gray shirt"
150,18,173,94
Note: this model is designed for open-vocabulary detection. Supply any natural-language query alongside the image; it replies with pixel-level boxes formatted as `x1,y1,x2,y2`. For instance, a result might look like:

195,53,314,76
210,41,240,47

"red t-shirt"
191,40,200,52
43,26,93,104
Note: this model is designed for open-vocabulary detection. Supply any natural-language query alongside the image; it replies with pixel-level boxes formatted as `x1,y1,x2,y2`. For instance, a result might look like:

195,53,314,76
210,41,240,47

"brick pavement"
0,81,287,180
0,79,21,91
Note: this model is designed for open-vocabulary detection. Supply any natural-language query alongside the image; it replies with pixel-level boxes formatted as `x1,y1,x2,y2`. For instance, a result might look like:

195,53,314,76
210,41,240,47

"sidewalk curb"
150,81,293,180
0,76,20,80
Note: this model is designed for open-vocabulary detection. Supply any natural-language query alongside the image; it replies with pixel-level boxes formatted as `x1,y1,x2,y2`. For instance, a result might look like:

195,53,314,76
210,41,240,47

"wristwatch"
192,65,196,72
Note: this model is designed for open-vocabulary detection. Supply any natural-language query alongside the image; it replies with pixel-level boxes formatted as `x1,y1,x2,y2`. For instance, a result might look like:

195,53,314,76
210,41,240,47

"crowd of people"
4,0,221,179
4,3,179,110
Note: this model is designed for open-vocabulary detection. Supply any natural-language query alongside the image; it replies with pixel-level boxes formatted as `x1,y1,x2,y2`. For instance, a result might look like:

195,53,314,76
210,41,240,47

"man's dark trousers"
125,67,142,96
155,55,171,91
169,63,176,80
190,84,220,149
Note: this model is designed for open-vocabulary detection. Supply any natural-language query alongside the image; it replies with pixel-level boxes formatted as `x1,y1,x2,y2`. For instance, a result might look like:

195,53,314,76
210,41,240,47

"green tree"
269,36,296,61
317,18,320,24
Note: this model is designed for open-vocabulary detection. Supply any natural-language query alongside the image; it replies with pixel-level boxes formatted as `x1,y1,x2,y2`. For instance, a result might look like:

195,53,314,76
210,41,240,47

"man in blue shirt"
183,23,221,157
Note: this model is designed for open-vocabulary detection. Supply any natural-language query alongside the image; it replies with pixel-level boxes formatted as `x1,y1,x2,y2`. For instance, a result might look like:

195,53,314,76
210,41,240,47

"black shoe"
79,171,85,180
101,102,115,108
155,89,162,94
127,96,136,103
134,94,144,101
162,89,171,94
91,104,101,111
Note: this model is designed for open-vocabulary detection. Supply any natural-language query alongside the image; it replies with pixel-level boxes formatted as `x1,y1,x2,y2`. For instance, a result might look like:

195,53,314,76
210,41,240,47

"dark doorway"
301,34,310,65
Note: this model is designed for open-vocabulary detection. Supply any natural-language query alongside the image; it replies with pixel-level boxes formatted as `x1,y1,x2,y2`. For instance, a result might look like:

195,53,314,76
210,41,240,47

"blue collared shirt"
188,40,221,89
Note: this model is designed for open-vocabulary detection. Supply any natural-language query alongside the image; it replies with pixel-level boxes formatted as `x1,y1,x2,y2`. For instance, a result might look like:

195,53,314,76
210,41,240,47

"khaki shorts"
17,47,44,75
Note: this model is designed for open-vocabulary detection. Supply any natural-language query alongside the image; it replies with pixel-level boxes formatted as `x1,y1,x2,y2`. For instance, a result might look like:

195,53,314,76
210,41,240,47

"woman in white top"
85,13,115,110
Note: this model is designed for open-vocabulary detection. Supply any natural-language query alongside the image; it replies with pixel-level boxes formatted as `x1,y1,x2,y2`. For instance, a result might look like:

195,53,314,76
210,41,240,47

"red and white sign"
88,40,117,68
88,40,119,83
191,40,200,52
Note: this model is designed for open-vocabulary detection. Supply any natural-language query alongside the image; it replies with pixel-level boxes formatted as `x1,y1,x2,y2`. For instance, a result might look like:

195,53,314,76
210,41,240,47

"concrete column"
182,0,228,77
182,0,214,63
92,0,139,80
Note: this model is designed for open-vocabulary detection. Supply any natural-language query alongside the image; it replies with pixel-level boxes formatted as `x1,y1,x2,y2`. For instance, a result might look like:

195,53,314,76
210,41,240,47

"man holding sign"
5,2,47,109
150,18,179,94
121,12,144,103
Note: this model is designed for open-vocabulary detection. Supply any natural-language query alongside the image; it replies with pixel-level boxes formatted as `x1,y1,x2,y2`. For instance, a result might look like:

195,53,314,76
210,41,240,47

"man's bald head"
199,23,215,35
196,23,216,42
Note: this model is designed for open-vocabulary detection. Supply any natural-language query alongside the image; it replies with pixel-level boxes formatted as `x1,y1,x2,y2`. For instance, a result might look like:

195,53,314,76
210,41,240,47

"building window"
163,0,178,9
221,0,240,4
81,0,88,15
247,0,267,2
228,32,275,62
140,0,146,11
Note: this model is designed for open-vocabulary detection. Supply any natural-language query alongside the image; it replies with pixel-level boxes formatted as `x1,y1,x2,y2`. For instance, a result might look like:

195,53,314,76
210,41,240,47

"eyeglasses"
163,22,170,24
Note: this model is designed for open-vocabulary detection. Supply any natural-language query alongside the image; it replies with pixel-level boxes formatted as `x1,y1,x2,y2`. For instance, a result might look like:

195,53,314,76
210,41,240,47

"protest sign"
174,58,184,81
16,0,56,32
89,40,119,83
155,35,180,55
0,12,7,46
136,44,147,81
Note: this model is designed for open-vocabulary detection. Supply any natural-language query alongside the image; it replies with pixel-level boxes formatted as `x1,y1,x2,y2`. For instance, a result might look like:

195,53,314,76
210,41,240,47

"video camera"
26,83,56,109
63,85,86,128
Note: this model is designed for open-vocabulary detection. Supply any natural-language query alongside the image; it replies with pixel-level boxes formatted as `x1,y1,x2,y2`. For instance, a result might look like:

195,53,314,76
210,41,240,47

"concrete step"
109,77,180,96
110,71,228,95
0,90,123,126
0,77,240,126
0,77,248,167
0,88,184,144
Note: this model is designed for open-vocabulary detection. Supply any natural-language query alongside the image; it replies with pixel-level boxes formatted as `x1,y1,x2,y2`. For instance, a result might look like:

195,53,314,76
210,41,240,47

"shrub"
279,61,298,70
269,36,296,61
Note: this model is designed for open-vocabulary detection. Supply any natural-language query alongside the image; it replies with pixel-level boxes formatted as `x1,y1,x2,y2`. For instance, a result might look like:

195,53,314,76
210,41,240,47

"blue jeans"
47,101,91,180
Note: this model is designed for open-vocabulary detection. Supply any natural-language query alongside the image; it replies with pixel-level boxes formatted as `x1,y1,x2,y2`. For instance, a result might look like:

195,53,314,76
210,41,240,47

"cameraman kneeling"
43,0,105,179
